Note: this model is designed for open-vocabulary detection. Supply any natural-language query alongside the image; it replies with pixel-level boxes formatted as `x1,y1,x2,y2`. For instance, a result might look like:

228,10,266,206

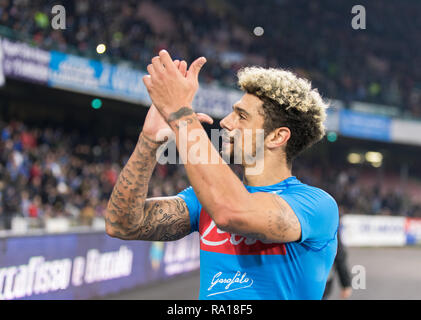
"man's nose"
219,114,232,130
219,117,226,129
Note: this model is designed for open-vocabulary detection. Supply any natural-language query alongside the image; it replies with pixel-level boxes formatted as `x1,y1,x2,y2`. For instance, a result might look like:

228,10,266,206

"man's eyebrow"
232,105,250,115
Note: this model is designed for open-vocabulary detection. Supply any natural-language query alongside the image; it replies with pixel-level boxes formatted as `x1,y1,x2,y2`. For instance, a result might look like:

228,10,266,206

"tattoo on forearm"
167,107,194,123
173,116,198,130
242,232,268,241
142,133,165,145
138,197,190,241
105,133,190,241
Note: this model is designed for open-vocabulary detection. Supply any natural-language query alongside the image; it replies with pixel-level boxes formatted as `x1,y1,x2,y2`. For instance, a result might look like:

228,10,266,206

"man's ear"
265,127,291,149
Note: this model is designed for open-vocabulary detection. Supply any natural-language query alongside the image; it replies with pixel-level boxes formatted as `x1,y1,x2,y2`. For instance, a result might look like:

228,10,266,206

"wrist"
166,106,195,124
139,131,167,146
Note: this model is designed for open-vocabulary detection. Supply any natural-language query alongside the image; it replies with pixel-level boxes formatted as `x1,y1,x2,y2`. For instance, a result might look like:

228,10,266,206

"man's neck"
242,157,292,187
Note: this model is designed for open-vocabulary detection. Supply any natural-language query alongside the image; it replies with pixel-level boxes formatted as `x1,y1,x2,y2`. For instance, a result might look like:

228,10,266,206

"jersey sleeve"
279,187,339,250
176,186,201,233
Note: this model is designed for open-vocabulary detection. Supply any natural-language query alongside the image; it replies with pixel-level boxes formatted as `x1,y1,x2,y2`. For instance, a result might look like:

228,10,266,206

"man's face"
219,93,266,165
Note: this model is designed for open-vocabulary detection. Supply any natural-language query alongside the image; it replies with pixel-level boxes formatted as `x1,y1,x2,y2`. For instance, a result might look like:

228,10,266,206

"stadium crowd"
0,0,420,117
1,119,420,230
0,120,191,229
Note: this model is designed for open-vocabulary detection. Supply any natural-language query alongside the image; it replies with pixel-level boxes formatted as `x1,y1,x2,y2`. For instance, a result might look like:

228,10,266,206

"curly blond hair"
237,67,329,164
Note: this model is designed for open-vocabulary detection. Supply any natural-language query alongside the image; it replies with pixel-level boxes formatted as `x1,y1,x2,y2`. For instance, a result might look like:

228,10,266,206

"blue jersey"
177,176,339,300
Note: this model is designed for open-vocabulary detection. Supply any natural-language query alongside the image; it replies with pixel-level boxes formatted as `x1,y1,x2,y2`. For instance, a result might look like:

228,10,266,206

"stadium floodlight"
365,151,383,168
347,153,362,164
96,44,107,54
253,26,264,36
365,151,383,163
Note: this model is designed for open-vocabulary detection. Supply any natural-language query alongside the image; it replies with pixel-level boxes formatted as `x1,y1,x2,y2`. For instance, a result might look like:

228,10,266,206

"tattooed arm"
105,132,191,241
105,58,215,242
105,131,190,241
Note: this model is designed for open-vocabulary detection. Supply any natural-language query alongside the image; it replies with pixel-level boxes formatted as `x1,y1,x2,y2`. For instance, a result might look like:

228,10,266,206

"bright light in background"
91,98,102,109
347,153,362,164
371,161,382,168
253,26,264,36
96,44,106,54
365,151,383,163
346,151,383,167
365,151,383,167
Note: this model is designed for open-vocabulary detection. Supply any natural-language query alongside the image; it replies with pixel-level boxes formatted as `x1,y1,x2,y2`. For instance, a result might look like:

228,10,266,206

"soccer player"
105,50,339,300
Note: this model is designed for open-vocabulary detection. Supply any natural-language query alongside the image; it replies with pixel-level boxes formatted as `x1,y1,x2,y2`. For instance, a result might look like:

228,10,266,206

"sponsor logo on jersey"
199,209,286,255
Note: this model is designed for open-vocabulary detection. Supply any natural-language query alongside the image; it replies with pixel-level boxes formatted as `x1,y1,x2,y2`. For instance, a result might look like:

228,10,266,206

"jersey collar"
244,176,300,193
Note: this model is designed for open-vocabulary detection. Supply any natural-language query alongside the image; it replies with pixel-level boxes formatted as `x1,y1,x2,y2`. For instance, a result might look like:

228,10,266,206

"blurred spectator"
323,226,353,300
80,199,95,226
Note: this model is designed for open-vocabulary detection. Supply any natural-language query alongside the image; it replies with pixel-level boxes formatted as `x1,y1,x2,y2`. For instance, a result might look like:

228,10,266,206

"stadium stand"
1,118,420,231
0,0,420,117
0,119,190,229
